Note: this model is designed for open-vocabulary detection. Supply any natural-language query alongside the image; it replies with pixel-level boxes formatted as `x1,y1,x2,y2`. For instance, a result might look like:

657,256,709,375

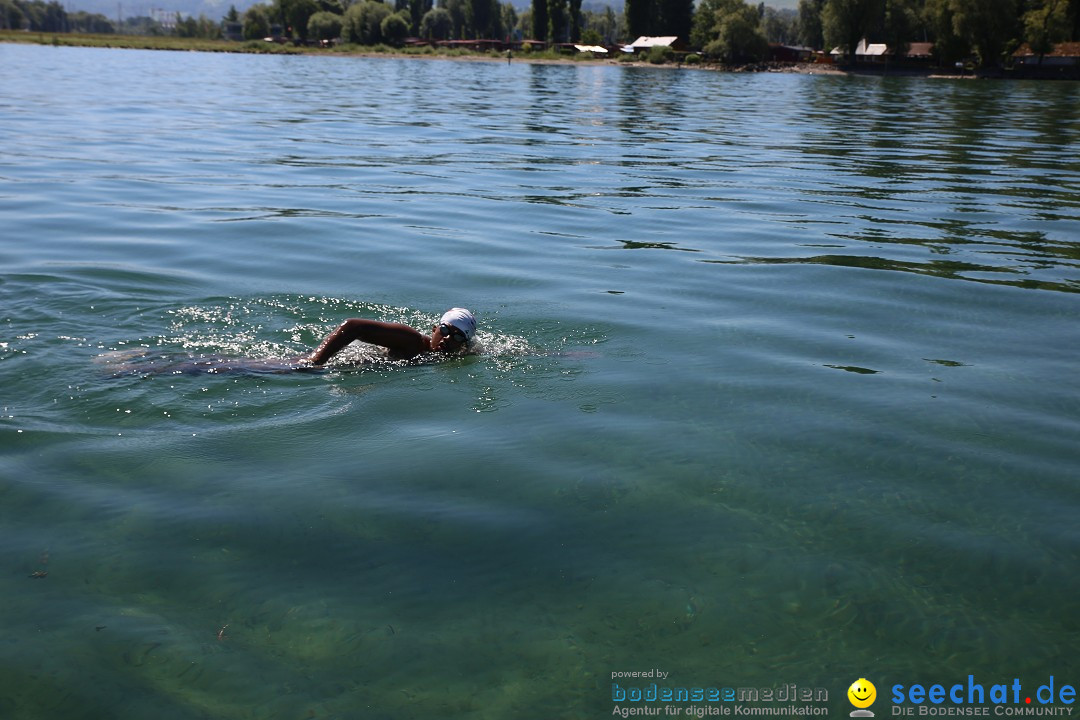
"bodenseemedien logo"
608,670,830,717
849,678,877,718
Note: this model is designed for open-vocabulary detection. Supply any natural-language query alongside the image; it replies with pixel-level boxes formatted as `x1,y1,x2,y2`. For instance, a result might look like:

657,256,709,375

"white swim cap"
440,308,477,341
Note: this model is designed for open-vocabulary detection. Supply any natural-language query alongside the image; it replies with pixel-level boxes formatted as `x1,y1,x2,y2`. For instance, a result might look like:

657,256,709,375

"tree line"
3,0,1078,69
692,0,1080,66
1,0,115,32
237,0,625,45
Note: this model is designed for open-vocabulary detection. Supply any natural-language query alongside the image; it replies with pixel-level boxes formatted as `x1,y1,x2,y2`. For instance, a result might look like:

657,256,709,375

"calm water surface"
1,43,1079,719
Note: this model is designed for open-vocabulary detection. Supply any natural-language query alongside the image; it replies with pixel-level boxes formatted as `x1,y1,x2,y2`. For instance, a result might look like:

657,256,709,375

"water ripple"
2,45,1080,719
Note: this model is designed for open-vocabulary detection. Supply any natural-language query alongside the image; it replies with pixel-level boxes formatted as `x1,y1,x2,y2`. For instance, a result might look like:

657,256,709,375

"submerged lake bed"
1,43,1078,719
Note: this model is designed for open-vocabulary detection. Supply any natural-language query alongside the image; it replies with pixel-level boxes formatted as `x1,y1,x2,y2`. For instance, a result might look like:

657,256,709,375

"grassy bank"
0,29,302,53
0,29,611,63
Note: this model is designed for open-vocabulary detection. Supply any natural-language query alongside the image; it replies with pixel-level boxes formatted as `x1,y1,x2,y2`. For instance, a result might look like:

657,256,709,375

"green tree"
243,3,271,38
690,0,734,48
821,0,882,60
406,0,431,35
343,0,391,43
226,4,239,21
33,0,68,31
307,9,342,38
647,43,673,61
69,9,114,31
200,13,222,36
380,9,408,43
466,0,498,37
176,12,197,36
1,0,26,30
624,0,649,39
501,2,518,38
444,0,466,37
517,6,532,37
692,0,768,60
709,3,769,59
277,0,319,38
923,0,969,63
568,0,582,41
657,0,694,40
949,0,1019,66
588,5,622,42
49,0,69,31
1024,0,1071,59
881,0,918,60
419,5,451,37
175,12,219,37
761,6,797,43
531,0,547,39
797,0,825,48
548,0,567,41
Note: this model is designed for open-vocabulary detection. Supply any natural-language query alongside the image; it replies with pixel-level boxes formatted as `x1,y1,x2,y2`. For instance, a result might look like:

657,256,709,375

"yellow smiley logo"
848,678,877,709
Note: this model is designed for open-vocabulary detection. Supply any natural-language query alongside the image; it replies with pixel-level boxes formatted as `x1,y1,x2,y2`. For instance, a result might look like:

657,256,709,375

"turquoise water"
1,43,1079,718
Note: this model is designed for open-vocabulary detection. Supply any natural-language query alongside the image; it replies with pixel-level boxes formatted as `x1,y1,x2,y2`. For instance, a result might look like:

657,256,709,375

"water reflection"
705,253,1079,293
782,76,1080,292
616,65,691,132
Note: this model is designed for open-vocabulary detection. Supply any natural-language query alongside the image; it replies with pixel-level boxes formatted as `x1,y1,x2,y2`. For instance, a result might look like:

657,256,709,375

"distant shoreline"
0,29,978,79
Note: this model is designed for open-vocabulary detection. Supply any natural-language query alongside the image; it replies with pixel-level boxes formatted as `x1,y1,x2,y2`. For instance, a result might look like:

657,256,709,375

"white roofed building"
831,38,889,61
621,36,683,53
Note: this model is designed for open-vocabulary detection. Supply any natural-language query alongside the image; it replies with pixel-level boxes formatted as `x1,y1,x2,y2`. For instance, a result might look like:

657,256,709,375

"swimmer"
98,349,316,376
100,307,477,377
307,307,477,365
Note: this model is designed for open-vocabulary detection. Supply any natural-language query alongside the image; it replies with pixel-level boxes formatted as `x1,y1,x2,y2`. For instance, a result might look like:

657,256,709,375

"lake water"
1,43,1079,719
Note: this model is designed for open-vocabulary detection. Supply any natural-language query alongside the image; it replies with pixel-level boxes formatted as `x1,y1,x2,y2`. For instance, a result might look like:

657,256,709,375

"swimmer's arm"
308,318,428,365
